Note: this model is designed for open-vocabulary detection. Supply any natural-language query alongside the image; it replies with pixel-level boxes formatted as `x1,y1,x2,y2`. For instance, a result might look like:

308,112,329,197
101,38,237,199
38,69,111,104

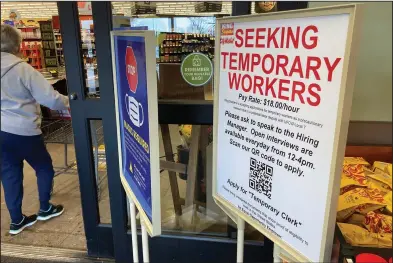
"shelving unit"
53,29,64,66
81,26,99,96
18,27,43,69
20,41,43,69
18,27,41,39
39,21,58,68
158,32,215,63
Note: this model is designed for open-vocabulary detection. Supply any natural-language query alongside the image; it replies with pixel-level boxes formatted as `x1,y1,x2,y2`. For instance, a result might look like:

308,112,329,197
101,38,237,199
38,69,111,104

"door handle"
69,93,78,100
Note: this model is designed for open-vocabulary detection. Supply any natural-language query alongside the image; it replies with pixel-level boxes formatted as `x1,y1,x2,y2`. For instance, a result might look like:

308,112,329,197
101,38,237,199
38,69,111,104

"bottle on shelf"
158,32,215,63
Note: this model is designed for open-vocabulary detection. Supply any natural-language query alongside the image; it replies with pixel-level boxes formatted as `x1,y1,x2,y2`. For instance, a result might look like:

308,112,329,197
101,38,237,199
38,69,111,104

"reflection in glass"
156,124,264,241
90,120,111,224
174,17,216,34
130,17,171,60
130,17,171,33
77,6,99,98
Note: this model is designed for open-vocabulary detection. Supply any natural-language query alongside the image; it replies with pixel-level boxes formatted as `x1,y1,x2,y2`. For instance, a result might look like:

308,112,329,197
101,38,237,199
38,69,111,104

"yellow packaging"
366,169,392,189
343,157,370,166
356,204,387,215
357,188,389,214
367,179,391,196
384,191,392,215
345,213,365,227
337,188,386,213
372,161,392,177
340,180,367,195
340,164,368,194
337,207,356,222
363,211,392,234
342,164,367,181
338,223,392,248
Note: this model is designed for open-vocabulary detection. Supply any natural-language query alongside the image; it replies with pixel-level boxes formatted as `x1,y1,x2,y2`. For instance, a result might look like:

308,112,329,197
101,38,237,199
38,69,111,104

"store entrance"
55,2,277,262
1,1,114,257
1,1,275,262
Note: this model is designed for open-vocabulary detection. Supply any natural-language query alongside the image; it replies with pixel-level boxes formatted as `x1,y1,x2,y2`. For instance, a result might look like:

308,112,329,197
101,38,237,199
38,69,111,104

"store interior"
1,1,392,260
0,1,267,250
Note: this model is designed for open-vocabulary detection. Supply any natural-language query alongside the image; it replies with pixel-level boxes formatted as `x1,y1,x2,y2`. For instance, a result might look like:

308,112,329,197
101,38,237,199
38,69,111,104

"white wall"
309,2,392,121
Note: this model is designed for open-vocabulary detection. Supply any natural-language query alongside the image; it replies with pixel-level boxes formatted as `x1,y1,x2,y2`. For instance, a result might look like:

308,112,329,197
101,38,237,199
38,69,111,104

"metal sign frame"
212,4,363,262
111,30,161,236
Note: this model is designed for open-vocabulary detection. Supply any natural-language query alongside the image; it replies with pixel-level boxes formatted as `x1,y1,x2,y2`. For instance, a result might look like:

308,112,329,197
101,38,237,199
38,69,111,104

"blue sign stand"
111,30,160,238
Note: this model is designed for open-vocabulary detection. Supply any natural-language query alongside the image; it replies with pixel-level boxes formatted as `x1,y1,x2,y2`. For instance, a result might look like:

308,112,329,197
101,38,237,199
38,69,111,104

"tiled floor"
1,143,88,250
1,124,263,251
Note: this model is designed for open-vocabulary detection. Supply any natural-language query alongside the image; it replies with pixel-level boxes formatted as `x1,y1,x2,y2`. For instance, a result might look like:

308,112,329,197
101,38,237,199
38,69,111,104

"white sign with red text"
213,5,361,262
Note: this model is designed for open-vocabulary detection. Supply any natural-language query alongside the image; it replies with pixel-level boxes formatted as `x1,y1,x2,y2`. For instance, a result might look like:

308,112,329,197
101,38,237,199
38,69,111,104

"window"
174,17,215,34
130,17,170,33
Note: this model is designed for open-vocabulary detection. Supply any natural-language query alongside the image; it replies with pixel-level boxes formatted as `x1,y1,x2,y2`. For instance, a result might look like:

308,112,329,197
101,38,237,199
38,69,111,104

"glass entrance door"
58,2,128,259
59,2,273,262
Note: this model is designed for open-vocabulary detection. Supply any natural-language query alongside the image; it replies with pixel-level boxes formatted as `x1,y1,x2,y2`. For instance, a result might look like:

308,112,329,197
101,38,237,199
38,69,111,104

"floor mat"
1,243,113,263
1,256,65,263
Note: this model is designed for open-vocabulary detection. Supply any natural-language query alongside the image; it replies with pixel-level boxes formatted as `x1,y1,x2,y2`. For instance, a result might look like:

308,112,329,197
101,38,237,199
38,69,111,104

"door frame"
58,2,129,259
58,2,273,263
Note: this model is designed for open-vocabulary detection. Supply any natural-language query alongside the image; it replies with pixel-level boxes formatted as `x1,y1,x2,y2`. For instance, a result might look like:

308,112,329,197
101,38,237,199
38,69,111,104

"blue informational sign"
113,35,152,221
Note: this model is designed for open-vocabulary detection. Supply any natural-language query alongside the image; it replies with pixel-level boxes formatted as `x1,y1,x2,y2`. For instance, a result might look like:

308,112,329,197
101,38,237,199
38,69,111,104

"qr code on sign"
249,158,274,199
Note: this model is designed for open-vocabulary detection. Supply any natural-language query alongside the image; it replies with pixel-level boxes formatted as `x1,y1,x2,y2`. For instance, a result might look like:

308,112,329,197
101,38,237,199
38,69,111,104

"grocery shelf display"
39,20,58,68
158,32,215,63
53,29,64,66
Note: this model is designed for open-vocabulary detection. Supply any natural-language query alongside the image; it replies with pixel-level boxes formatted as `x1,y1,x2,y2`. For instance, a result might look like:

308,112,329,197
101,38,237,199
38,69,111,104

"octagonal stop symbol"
126,46,138,93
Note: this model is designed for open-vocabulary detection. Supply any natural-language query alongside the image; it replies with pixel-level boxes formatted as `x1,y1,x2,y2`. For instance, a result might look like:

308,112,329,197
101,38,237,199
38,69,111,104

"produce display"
337,157,392,248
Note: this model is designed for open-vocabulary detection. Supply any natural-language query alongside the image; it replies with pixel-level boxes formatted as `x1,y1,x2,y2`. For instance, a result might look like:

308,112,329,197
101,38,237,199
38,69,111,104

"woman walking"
1,24,69,235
